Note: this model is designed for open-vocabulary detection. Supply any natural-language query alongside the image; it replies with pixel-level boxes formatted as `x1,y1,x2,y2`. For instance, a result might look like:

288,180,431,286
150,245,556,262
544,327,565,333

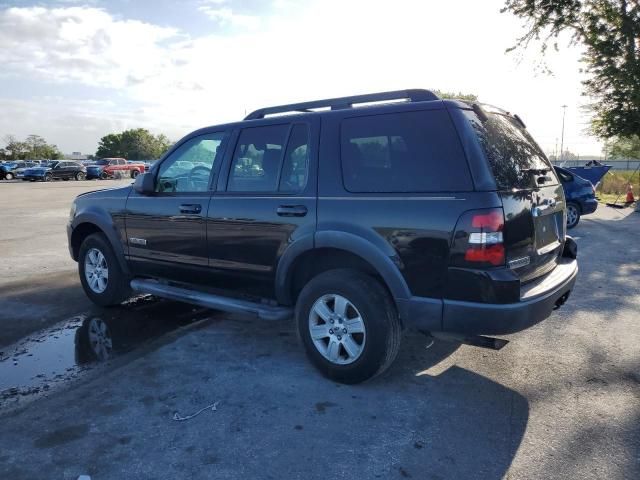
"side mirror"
133,172,155,194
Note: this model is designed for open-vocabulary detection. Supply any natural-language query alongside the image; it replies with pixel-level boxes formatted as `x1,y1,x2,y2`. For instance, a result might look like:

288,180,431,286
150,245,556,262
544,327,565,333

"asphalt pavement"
0,180,638,479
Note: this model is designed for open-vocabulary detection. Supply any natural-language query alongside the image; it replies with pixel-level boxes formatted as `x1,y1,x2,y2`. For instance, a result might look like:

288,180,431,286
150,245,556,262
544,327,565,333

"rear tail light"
450,208,506,268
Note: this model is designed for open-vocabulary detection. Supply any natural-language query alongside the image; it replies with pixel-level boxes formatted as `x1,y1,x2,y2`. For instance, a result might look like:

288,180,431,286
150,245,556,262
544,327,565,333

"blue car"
554,166,598,228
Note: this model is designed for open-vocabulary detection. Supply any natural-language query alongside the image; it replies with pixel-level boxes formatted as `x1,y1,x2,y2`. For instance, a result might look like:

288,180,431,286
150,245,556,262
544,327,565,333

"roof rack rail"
244,89,439,120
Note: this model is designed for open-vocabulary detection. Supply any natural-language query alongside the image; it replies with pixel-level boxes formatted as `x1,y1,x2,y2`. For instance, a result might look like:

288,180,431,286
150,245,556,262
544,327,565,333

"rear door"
462,108,565,282
207,118,318,297
125,131,228,283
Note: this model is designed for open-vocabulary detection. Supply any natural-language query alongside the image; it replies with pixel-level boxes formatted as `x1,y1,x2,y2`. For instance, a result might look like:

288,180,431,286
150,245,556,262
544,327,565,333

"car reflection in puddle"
0,296,212,407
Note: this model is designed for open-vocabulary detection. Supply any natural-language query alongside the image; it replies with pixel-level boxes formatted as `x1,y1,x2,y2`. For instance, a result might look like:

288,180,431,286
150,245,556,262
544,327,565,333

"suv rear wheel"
78,233,131,306
296,269,401,384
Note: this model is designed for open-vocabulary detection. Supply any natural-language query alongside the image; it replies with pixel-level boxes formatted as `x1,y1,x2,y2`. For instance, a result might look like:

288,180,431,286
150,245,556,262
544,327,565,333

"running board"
130,279,293,321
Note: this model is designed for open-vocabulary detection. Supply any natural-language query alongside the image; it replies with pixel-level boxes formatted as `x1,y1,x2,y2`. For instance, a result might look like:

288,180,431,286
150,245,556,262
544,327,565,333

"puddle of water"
0,296,213,403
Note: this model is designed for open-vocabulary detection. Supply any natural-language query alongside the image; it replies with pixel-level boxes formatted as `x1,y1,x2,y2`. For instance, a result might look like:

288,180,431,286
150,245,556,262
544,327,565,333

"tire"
296,269,401,384
78,233,131,307
131,169,140,179
75,172,86,181
100,171,108,180
5,172,13,180
44,173,52,182
566,202,581,229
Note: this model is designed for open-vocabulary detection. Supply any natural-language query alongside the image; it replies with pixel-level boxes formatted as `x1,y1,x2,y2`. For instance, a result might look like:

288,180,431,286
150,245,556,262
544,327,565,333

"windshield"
93,159,110,165
463,109,558,189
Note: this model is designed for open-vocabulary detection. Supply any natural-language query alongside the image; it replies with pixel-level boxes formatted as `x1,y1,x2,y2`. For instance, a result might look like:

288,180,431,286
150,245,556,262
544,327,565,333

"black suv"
67,89,578,383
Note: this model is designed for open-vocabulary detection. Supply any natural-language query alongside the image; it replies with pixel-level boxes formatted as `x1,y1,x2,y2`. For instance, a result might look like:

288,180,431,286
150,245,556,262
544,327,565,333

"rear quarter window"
340,109,472,193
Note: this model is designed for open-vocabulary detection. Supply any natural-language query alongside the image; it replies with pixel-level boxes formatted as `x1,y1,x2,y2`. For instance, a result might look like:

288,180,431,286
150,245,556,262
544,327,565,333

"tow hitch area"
553,291,570,310
420,330,509,351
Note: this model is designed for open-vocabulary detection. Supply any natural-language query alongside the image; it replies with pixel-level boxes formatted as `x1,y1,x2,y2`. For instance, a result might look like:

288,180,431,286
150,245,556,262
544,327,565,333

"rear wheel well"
288,248,395,307
71,223,104,260
567,200,581,213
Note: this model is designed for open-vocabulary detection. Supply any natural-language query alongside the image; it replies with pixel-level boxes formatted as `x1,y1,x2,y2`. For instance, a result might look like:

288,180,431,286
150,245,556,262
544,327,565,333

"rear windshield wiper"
521,167,550,175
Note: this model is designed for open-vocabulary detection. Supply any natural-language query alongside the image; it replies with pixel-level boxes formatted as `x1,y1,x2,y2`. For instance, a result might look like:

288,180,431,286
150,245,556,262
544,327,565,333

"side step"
130,279,293,321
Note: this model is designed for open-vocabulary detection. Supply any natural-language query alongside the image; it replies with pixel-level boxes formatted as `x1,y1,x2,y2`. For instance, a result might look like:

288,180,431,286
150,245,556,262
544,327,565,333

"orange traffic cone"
625,183,635,204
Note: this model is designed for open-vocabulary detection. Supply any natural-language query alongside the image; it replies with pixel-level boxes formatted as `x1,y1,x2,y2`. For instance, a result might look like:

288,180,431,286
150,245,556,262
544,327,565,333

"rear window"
463,109,557,189
340,110,472,193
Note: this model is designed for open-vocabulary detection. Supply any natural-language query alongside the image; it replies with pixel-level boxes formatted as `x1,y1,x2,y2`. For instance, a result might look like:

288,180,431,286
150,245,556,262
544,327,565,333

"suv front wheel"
296,269,401,384
78,233,131,306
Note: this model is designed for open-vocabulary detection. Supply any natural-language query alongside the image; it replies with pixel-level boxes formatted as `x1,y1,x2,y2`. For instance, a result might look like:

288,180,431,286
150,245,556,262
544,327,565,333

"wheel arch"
71,212,129,274
275,231,411,309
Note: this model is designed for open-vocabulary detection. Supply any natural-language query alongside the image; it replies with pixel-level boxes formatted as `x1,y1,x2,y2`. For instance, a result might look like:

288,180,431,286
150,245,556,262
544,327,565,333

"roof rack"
244,89,439,120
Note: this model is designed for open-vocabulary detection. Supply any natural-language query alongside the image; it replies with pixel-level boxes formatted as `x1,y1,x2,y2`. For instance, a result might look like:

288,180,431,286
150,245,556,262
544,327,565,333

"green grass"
597,169,640,197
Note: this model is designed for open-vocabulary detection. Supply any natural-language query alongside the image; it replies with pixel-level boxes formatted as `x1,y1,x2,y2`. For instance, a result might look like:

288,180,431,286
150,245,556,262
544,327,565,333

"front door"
207,120,318,297
125,131,228,283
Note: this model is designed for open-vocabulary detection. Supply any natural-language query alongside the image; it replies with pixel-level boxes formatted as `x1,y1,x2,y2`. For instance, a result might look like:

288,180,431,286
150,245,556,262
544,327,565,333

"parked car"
0,161,36,180
86,158,123,179
554,166,598,228
23,160,86,181
67,89,578,384
87,158,145,179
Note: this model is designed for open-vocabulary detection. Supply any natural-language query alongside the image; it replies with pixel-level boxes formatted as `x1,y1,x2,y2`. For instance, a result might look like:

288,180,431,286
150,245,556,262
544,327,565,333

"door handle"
276,205,308,217
179,204,202,214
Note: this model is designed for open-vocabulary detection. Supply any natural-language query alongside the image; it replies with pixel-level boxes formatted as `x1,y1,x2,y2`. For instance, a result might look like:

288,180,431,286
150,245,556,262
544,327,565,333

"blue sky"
0,0,601,156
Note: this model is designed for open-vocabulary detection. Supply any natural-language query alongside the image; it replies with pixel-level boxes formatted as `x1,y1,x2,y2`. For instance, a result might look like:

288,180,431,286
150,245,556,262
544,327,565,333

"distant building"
66,151,89,161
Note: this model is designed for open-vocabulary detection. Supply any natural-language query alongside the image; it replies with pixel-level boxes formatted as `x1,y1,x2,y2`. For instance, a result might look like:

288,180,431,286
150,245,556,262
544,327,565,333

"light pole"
559,105,567,162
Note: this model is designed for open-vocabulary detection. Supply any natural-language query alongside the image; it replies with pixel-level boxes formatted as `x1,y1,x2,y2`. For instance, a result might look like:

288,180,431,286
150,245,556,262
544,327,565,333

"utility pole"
559,105,567,162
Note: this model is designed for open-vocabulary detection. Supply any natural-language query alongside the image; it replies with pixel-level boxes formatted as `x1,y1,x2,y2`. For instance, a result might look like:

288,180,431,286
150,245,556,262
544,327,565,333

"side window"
340,110,472,193
156,132,225,193
279,124,310,193
227,125,289,192
109,160,118,166
119,159,126,165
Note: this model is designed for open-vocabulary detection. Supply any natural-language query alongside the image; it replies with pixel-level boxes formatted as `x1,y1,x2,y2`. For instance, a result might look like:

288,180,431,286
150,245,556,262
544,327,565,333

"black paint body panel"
68,98,577,335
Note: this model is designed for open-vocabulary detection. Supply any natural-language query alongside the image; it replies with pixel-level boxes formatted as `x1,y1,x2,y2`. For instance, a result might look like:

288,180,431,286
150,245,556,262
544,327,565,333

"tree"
1,134,62,160
433,90,478,102
502,0,640,139
96,129,173,160
607,135,640,158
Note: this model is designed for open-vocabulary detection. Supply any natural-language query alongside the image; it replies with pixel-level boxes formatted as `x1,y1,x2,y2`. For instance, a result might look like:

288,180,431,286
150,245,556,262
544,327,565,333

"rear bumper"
400,257,578,335
441,258,577,335
581,198,598,215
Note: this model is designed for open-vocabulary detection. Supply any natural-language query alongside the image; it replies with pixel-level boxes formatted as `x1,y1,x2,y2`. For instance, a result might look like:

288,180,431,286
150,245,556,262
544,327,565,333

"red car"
87,158,145,179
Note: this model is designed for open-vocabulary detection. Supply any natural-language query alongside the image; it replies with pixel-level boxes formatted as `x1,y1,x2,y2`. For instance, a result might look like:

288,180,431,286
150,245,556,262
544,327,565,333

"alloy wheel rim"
84,247,109,293
308,294,366,365
567,205,578,226
87,317,113,360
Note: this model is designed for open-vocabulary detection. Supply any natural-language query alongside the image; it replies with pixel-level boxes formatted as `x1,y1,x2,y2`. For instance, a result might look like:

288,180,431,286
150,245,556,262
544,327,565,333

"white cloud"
198,1,261,30
0,6,180,88
0,1,603,155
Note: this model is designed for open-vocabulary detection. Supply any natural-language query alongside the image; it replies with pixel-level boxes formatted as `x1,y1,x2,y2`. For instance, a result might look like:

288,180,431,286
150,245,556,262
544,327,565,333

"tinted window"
341,110,472,193
156,133,225,193
228,125,289,192
463,109,558,189
279,124,310,193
